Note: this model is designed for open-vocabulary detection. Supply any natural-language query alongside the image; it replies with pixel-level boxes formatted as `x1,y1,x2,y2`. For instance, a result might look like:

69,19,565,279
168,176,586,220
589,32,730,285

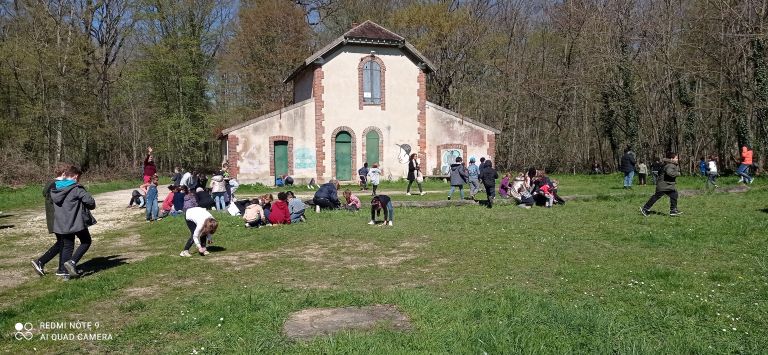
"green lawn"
1,175,767,353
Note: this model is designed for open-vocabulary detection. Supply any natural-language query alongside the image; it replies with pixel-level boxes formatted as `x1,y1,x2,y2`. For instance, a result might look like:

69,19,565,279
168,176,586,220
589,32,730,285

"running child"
51,164,96,278
31,163,70,277
367,164,382,196
358,163,369,191
641,151,682,217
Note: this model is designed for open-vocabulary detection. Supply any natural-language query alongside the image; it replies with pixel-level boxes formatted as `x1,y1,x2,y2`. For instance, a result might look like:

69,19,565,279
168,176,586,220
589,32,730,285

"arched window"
359,56,385,109
363,61,381,104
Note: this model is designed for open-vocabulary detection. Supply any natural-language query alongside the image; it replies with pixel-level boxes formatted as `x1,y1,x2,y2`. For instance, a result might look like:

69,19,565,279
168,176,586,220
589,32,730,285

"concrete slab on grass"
283,304,411,340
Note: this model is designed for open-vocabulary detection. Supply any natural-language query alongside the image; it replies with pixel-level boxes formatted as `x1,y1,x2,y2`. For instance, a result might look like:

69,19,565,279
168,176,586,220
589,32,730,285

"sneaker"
388,221,393,226
447,196,451,200
669,210,682,217
300,215,306,222
200,250,210,256
315,205,321,213
749,179,754,184
63,261,79,278
640,207,649,217
180,250,191,257
406,192,412,196
420,192,426,196
55,270,68,276
31,260,45,276
368,220,375,225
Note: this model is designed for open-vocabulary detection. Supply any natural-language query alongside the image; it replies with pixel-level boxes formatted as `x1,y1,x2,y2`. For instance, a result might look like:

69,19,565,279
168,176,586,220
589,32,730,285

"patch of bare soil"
210,237,432,273
0,189,155,292
283,304,411,340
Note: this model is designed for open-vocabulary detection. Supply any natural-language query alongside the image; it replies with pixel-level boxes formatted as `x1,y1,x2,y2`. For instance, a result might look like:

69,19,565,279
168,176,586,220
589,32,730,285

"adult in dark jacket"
49,165,96,278
195,188,215,209
619,146,637,189
479,160,499,208
641,152,682,217
447,157,468,200
406,154,425,195
32,163,69,277
313,180,341,210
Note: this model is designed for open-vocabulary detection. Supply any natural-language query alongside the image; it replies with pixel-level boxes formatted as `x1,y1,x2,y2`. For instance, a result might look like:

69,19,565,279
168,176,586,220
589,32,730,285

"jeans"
643,190,678,212
359,176,367,190
59,229,92,266
736,164,752,182
406,179,423,194
469,178,481,196
448,185,464,199
145,197,158,221
290,211,305,223
623,171,635,187
37,234,65,273
370,201,394,221
213,192,226,211
707,172,718,187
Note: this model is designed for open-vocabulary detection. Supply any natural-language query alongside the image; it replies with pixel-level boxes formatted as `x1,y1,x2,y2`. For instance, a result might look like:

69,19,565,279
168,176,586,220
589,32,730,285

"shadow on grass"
0,225,14,229
206,246,227,252
0,214,13,219
759,208,768,214
78,255,128,277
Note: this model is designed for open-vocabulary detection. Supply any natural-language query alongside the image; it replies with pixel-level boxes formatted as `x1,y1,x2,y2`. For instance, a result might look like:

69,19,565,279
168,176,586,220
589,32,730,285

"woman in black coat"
406,153,424,195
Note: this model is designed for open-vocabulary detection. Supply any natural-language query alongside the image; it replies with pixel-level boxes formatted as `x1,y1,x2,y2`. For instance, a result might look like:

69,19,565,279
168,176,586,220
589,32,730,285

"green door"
274,141,289,179
335,132,352,180
366,130,380,165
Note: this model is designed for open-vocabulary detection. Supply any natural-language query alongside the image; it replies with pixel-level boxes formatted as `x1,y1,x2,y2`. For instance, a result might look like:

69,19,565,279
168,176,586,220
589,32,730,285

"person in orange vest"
736,145,754,184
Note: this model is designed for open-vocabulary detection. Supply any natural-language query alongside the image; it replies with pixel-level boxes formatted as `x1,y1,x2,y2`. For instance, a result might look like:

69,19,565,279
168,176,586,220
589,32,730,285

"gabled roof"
283,20,436,83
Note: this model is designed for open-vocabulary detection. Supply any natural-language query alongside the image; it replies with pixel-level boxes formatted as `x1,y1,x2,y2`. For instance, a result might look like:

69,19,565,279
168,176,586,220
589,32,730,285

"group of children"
498,168,563,208
32,163,96,279
242,191,306,227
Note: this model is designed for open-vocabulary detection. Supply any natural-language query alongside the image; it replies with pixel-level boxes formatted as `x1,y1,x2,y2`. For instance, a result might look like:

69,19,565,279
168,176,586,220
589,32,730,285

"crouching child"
243,199,266,228
287,191,306,223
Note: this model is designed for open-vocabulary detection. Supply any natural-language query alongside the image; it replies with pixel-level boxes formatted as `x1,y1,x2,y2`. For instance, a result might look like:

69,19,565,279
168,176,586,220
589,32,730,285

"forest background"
1,0,767,185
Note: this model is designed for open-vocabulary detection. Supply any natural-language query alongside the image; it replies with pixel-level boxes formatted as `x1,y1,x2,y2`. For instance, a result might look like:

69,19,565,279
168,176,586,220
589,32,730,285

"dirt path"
0,188,145,238
0,188,155,292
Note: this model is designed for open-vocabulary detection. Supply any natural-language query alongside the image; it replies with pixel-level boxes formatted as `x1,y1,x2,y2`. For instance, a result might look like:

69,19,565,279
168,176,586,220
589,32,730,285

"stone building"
220,21,499,184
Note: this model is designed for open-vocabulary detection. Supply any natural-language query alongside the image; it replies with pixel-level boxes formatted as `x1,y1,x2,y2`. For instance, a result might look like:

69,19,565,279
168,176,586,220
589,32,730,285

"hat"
469,156,476,163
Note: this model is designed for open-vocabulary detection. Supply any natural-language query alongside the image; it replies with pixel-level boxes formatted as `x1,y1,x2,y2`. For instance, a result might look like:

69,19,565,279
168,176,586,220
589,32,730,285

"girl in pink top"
343,190,361,211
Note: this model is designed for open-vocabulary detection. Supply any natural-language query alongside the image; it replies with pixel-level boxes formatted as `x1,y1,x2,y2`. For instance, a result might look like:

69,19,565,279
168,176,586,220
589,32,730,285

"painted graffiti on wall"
395,144,411,164
294,147,316,170
440,149,463,175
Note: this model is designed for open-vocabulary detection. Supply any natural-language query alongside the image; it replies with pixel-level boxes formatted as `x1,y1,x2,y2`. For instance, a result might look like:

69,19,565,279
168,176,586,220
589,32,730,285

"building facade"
221,21,499,184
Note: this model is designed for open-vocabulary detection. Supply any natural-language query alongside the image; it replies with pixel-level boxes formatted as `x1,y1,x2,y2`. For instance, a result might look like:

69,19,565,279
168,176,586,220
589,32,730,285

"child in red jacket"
268,192,291,225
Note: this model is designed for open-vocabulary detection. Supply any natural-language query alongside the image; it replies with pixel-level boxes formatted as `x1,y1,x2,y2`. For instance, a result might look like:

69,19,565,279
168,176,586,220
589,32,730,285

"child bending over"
343,189,361,211
369,195,393,226
180,207,218,257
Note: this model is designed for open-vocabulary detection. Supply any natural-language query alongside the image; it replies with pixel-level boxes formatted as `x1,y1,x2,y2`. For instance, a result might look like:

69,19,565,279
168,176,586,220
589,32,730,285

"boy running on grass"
641,151,682,217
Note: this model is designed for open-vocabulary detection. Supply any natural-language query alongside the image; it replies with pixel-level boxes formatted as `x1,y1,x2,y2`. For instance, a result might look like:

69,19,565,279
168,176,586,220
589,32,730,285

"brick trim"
227,135,241,178
487,134,496,161
361,126,384,165
269,136,294,178
313,66,326,183
358,55,386,110
330,126,357,181
436,143,468,175
417,70,427,168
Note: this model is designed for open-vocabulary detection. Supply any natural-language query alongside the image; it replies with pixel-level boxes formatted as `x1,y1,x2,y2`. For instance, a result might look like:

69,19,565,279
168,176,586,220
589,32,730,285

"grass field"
1,174,767,353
